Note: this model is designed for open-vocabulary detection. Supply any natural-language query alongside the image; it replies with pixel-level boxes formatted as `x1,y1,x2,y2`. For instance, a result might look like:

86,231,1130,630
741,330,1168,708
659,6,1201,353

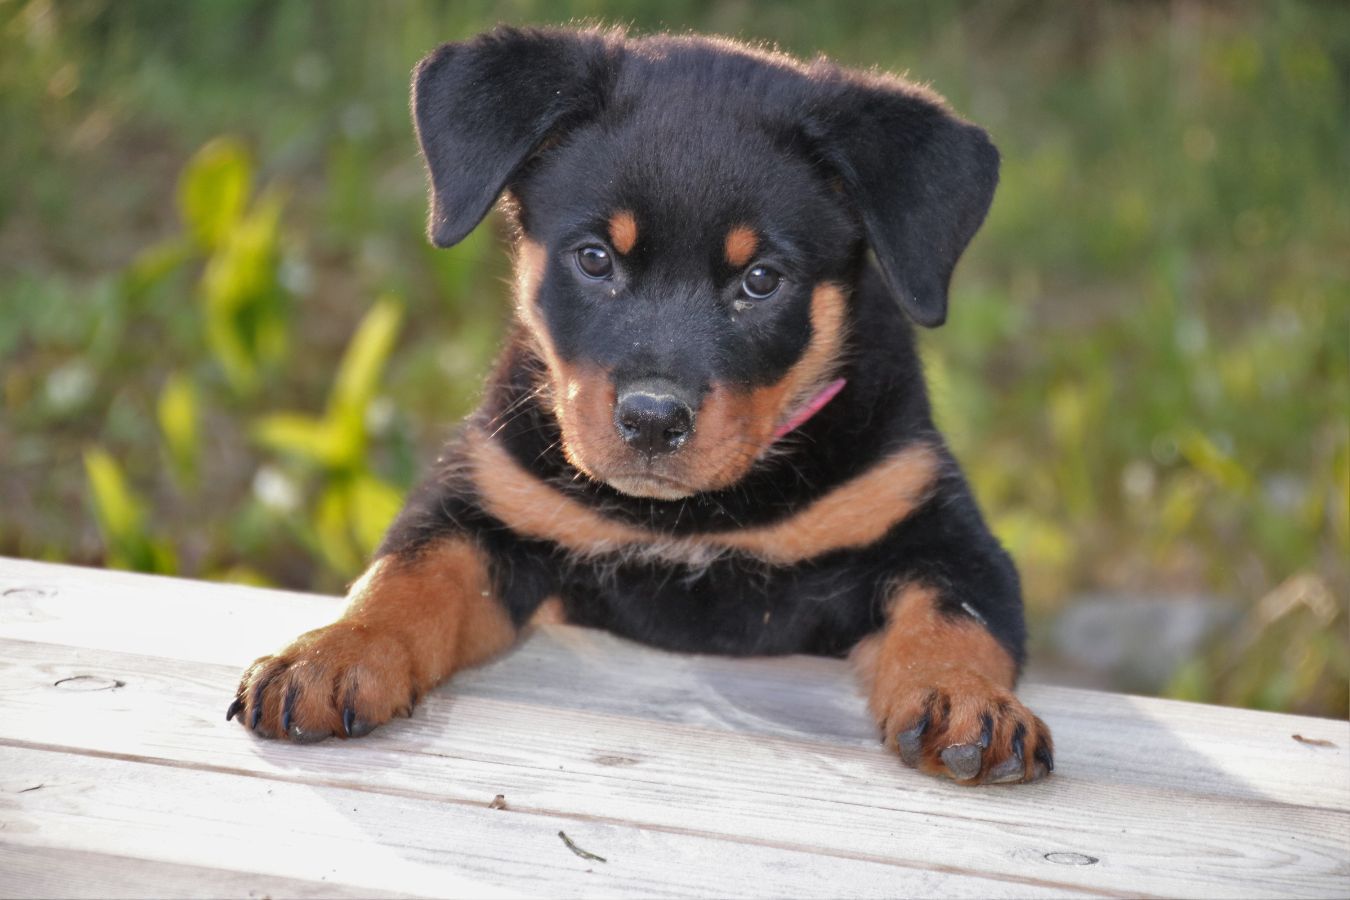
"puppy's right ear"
412,27,620,248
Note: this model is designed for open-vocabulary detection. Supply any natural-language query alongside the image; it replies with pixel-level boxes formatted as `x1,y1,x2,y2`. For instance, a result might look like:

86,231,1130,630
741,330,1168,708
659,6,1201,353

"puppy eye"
741,265,782,300
575,245,614,280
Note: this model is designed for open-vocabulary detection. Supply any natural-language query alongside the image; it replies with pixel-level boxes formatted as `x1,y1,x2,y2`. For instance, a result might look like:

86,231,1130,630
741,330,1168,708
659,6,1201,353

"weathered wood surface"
0,557,1346,899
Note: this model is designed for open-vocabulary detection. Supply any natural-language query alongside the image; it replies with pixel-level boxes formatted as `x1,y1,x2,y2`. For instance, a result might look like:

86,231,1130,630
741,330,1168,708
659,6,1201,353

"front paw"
881,668,1053,785
226,622,418,743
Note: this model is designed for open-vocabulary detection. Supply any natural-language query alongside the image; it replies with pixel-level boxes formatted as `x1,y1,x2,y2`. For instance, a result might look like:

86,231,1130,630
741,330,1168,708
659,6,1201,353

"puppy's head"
413,27,997,499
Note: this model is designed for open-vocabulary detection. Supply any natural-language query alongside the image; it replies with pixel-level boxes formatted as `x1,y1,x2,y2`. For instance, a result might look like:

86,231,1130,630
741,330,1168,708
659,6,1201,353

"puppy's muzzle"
614,380,693,455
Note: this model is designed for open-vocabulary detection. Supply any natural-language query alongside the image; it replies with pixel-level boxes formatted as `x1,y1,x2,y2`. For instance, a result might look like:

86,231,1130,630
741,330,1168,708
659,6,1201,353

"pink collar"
773,377,847,440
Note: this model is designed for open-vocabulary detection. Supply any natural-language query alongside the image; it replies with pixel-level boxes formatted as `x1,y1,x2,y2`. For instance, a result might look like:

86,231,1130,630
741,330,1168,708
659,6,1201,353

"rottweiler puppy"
229,26,1053,785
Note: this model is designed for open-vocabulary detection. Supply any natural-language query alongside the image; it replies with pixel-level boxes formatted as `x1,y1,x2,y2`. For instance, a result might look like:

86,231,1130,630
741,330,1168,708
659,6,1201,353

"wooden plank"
0,746,1044,899
0,844,413,900
0,558,338,667
3,557,1347,813
2,557,1348,898
2,638,1347,898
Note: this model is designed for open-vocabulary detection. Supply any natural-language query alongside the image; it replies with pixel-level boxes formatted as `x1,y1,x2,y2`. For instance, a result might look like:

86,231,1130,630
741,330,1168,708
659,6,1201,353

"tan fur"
515,240,620,482
515,240,557,367
529,596,569,626
469,429,651,550
498,257,934,562
853,584,1050,783
515,237,855,502
687,283,849,490
768,282,850,420
342,542,515,673
608,210,638,254
599,283,848,496
239,540,515,741
468,427,939,566
717,444,939,561
724,224,759,267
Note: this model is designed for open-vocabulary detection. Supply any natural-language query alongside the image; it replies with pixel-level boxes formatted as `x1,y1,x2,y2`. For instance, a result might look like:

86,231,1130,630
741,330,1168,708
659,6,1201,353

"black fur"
387,27,1024,670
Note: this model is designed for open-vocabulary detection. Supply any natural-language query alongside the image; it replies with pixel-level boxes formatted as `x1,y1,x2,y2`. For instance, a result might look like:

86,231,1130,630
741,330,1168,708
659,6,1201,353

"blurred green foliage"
0,0,1345,716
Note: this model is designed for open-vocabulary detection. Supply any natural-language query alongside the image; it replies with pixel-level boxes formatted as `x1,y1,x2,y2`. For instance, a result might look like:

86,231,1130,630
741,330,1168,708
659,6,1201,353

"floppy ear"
804,69,999,327
412,26,620,248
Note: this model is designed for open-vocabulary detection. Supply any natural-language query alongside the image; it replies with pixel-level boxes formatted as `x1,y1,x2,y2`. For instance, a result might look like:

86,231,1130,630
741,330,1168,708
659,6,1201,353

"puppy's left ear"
804,69,999,327
412,26,620,248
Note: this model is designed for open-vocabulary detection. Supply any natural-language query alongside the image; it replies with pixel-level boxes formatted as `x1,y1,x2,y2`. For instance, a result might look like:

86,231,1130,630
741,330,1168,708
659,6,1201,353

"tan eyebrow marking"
608,210,638,255
724,225,759,268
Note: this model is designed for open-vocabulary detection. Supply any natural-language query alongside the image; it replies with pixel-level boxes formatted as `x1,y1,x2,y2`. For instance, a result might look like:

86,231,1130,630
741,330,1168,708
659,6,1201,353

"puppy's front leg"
228,539,515,742
854,584,1054,784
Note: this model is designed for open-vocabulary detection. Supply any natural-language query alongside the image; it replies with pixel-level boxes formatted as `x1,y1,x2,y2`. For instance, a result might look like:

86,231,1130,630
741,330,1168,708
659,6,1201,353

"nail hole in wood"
1044,851,1099,866
54,675,124,692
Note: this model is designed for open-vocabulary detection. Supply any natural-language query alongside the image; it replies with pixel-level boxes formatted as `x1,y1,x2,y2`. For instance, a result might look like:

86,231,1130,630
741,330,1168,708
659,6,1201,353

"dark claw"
342,705,356,738
1010,722,1028,779
978,713,993,750
1035,744,1055,774
249,667,279,731
225,697,243,722
280,683,297,735
987,723,1028,784
897,713,929,768
940,743,983,780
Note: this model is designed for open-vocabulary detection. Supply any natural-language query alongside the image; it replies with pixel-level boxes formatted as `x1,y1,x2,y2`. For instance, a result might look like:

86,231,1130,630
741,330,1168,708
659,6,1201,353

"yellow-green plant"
178,137,291,395
253,296,405,575
157,371,201,486
83,448,176,574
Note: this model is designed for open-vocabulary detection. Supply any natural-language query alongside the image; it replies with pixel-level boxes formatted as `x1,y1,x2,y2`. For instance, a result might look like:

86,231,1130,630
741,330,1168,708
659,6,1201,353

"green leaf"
84,447,144,542
348,473,403,555
314,482,362,575
122,237,194,303
210,565,274,587
253,413,347,468
1179,429,1253,495
83,447,172,573
178,136,253,250
329,294,403,423
200,188,289,394
157,372,200,483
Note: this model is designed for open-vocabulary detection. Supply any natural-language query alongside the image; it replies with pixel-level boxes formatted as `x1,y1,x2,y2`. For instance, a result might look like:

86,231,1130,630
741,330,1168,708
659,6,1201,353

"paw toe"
231,624,418,743
878,674,1054,786
287,722,332,744
345,716,379,739
940,742,983,780
896,714,929,768
987,752,1025,784
1035,742,1055,774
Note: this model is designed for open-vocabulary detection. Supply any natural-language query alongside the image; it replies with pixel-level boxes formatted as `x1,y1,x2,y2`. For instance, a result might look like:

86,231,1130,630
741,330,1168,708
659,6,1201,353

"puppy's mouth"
578,378,850,502
602,469,697,501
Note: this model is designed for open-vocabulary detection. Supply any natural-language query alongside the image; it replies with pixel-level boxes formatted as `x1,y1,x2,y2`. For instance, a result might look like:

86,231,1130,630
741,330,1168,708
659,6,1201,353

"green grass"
1,0,1345,715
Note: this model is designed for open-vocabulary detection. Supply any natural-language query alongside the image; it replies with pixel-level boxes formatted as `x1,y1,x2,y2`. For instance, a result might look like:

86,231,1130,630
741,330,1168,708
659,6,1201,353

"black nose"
614,389,693,455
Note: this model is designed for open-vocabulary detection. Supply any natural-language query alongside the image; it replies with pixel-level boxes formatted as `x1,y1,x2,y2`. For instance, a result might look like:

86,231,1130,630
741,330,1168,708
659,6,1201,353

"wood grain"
1,557,1347,898
0,844,413,900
